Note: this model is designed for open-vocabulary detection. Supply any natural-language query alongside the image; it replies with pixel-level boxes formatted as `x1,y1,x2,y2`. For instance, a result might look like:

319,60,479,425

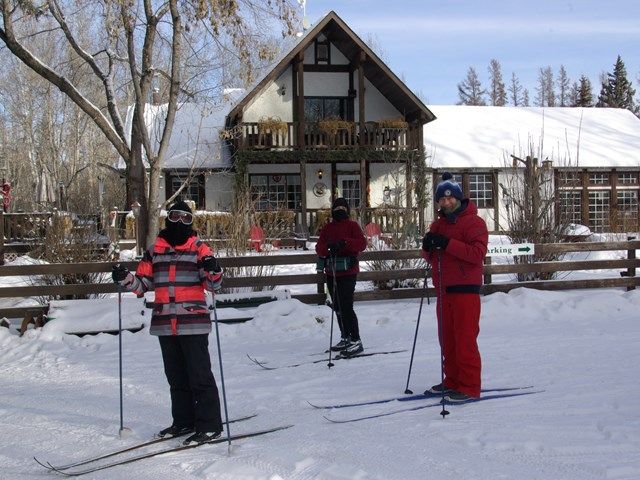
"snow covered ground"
1,250,640,479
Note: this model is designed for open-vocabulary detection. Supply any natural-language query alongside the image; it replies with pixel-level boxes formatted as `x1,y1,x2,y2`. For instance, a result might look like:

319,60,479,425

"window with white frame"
250,174,301,211
618,172,638,185
339,175,361,209
616,190,638,231
168,174,205,209
559,190,582,225
469,173,493,208
588,191,610,232
589,173,609,185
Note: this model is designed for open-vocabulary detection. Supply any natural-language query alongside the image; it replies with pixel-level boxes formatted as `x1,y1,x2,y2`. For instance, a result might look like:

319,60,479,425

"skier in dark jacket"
112,199,225,445
316,197,367,357
421,173,488,402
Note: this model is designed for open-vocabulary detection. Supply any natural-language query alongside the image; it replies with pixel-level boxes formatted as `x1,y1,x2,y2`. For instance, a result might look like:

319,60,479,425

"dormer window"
315,39,330,64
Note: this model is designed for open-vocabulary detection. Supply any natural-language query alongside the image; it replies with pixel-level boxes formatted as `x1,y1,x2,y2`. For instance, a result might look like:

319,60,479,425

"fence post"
0,211,4,266
483,256,492,285
627,235,636,291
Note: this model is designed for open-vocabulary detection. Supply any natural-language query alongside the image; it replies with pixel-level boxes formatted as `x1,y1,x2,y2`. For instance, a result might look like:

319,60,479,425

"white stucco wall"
369,163,407,208
358,79,401,122
306,163,332,209
243,68,293,122
304,72,350,97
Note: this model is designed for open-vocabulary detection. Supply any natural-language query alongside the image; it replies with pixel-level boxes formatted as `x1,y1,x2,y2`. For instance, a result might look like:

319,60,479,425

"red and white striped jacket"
121,235,222,336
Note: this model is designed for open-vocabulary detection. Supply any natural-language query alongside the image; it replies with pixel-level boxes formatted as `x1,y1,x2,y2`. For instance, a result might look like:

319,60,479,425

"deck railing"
235,122,411,151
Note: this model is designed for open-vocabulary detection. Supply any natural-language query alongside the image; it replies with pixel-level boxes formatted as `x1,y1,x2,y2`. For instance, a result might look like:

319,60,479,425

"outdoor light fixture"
383,186,391,201
317,168,324,179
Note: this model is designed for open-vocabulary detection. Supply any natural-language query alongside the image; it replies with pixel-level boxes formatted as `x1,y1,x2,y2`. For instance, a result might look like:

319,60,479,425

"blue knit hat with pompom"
435,172,463,202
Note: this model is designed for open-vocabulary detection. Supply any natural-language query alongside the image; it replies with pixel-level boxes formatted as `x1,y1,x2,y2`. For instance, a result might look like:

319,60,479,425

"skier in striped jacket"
112,199,224,445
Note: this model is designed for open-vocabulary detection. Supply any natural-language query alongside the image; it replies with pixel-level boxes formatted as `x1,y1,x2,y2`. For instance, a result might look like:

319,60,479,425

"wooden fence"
0,240,638,322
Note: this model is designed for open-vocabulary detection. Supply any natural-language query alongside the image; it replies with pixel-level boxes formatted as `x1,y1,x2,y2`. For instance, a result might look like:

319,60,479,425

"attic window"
315,39,330,64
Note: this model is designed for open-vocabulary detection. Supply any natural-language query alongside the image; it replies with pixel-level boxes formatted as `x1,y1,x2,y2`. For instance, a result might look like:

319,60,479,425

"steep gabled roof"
425,106,640,169
227,11,434,124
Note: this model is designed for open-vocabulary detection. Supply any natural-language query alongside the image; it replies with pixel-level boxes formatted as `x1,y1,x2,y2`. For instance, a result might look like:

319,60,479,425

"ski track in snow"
1,288,640,479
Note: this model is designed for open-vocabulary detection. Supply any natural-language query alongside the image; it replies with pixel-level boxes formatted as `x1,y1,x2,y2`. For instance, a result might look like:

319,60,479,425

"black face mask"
332,209,349,221
161,217,193,247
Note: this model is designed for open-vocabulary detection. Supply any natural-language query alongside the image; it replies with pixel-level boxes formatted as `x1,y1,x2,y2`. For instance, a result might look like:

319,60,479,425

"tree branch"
0,3,129,161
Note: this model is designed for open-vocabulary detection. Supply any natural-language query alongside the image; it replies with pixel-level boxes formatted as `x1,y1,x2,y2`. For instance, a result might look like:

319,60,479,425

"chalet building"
424,106,640,233
139,11,433,233
222,10,434,233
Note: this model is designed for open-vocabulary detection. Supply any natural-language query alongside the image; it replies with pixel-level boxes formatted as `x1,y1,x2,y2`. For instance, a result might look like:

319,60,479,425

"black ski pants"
158,334,223,433
326,274,360,341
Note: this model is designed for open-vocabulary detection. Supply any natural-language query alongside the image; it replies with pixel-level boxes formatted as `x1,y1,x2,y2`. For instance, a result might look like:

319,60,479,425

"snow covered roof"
121,101,232,170
424,106,640,169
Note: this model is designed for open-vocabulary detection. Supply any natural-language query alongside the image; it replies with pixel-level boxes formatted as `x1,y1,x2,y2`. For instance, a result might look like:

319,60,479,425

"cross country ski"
37,425,293,476
307,386,535,409
246,349,408,370
323,391,544,423
34,414,257,472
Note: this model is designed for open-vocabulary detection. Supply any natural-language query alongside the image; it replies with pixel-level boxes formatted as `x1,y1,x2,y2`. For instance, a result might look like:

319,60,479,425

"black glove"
327,240,346,255
202,256,222,274
112,264,129,283
422,232,449,251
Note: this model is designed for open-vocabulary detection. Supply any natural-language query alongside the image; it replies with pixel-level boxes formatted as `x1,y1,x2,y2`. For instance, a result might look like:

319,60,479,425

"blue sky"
302,0,640,105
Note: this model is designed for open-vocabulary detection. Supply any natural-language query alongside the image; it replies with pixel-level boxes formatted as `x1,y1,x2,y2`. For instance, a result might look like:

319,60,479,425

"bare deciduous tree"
1,0,298,250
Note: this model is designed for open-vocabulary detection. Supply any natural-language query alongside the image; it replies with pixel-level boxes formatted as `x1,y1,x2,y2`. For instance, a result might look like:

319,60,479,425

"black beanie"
168,198,192,213
332,197,350,214
331,197,350,221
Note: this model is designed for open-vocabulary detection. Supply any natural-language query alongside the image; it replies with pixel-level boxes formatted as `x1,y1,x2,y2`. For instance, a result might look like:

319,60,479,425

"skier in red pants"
421,172,488,402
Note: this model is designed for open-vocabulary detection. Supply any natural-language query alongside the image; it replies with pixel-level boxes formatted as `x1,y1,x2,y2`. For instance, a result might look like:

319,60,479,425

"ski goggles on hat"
167,210,193,225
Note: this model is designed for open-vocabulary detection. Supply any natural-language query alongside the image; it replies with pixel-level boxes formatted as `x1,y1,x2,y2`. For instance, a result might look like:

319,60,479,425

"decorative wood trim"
581,170,589,226
295,55,305,149
304,64,349,72
357,51,366,146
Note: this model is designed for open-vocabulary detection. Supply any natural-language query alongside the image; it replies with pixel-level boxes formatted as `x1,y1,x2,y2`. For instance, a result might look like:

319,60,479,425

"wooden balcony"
234,122,415,151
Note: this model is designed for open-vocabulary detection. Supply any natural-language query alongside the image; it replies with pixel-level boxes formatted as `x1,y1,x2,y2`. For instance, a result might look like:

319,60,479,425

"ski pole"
436,251,450,418
116,282,130,438
326,254,339,368
403,264,431,394
210,292,232,451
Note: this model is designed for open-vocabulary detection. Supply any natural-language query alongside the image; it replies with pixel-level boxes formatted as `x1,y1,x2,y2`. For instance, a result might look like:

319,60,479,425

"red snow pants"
436,292,482,398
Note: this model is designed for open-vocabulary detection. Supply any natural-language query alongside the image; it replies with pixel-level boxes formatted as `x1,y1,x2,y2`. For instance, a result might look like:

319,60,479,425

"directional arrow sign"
486,243,535,257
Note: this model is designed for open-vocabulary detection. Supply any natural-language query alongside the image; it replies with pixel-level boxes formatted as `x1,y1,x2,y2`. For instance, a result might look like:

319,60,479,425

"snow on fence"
0,240,638,327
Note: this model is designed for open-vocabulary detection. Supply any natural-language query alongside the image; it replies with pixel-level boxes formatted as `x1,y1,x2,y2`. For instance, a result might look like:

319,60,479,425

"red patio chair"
249,225,265,252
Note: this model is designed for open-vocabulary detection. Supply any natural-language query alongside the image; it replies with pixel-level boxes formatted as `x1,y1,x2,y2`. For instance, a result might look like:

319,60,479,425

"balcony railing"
235,122,413,151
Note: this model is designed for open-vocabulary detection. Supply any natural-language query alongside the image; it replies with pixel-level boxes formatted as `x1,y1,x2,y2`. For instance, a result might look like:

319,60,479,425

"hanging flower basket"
318,119,355,135
376,118,408,129
257,116,288,134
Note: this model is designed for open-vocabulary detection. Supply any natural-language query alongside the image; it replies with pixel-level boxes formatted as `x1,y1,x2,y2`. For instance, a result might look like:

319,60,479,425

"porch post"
294,53,307,230
357,51,367,223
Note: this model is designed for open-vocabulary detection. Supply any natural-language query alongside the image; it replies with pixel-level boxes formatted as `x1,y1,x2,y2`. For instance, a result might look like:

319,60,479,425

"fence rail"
0,240,638,321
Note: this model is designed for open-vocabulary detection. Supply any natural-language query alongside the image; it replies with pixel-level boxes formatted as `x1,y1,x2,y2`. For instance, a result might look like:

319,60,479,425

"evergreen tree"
535,66,555,107
569,81,580,107
457,67,487,105
557,65,571,107
488,59,507,106
509,72,523,106
597,55,636,111
574,75,594,107
522,88,530,106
